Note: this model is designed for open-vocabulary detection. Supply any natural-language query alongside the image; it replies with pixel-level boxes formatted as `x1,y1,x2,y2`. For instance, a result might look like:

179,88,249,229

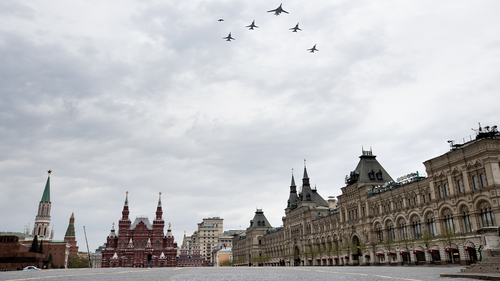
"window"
472,176,479,189
457,180,463,193
438,186,443,198
427,213,437,237
480,174,487,188
444,184,449,197
399,219,408,240
376,224,383,242
480,202,496,227
411,217,422,239
388,225,395,241
463,210,472,233
422,194,426,203
443,210,456,233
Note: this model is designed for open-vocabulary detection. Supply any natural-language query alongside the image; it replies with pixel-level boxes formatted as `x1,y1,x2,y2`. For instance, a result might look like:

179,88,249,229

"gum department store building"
233,125,500,266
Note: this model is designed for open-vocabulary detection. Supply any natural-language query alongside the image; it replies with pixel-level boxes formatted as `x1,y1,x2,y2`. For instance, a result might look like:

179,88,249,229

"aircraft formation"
221,3,318,53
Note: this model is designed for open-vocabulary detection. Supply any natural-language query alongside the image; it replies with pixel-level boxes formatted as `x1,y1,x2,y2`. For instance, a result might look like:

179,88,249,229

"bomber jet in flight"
308,44,318,53
267,4,289,16
290,23,301,32
223,33,235,41
246,20,259,30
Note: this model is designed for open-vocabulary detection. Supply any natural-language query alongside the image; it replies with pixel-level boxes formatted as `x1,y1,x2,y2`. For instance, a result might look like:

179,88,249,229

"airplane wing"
267,8,277,13
282,10,289,14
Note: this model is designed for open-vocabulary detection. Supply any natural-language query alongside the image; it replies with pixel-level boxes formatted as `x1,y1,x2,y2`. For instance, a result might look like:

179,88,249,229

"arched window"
479,201,496,227
156,240,160,248
387,221,395,241
375,223,383,242
411,216,422,238
443,209,456,233
461,206,472,233
398,218,407,240
426,212,437,237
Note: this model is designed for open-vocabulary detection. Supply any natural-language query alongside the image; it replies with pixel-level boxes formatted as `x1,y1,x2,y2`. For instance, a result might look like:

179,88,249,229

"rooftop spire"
124,191,129,206
121,192,130,221
40,170,51,202
303,160,309,179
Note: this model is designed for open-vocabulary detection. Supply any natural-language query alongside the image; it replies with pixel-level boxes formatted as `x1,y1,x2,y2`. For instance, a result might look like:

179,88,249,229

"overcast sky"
1,0,499,253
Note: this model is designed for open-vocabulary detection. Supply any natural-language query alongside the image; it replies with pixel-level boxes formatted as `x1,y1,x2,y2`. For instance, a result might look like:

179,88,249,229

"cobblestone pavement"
0,265,479,281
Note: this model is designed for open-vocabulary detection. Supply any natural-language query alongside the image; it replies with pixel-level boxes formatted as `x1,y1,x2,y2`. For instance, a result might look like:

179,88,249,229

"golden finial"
126,191,129,195
169,222,171,229
159,192,162,196
47,169,52,177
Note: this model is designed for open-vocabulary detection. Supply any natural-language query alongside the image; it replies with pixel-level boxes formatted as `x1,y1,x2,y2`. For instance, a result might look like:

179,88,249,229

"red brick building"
1,171,74,270
101,192,178,268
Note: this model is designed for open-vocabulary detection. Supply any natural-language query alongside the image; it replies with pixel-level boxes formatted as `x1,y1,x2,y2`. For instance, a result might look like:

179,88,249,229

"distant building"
101,192,178,268
177,243,208,267
196,217,223,262
212,243,232,266
90,244,105,268
233,125,500,267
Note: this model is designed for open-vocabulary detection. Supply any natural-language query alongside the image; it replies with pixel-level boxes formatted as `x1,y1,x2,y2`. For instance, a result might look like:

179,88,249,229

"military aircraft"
307,44,318,53
267,3,289,16
290,23,301,32
223,33,235,41
218,19,224,22
246,20,258,30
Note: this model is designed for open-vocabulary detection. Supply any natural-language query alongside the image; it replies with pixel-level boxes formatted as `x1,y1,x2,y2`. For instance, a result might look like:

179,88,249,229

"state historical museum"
101,192,178,267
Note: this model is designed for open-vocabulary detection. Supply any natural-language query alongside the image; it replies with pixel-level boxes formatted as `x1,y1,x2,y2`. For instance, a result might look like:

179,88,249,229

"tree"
29,235,39,253
340,240,355,265
397,232,415,263
38,240,44,254
48,253,53,268
68,256,89,268
358,239,368,265
440,226,458,263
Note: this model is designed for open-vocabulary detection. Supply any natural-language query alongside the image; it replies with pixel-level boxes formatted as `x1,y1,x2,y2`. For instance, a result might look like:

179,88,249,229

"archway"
294,246,301,266
352,235,362,265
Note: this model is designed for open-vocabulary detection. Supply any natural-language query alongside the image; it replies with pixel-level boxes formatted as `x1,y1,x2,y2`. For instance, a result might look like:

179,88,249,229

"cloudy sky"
1,0,499,252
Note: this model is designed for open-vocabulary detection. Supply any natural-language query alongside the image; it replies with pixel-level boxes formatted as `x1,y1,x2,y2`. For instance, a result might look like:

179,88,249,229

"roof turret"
345,148,394,185
249,208,272,229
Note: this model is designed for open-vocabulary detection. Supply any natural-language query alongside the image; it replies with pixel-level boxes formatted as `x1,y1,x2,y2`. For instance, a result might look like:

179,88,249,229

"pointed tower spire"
287,169,298,209
156,192,163,220
41,170,51,202
121,192,130,221
64,211,76,238
33,170,52,238
302,160,310,186
64,211,78,257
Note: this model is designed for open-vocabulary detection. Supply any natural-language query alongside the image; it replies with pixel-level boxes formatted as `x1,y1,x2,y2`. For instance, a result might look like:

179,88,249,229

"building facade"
9,171,73,269
233,126,500,267
196,217,224,262
101,192,178,268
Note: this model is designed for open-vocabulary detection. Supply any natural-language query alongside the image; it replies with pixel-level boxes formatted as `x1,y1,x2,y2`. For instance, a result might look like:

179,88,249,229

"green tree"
397,231,415,263
29,235,39,253
440,226,458,263
68,256,90,268
38,240,44,254
358,239,368,265
48,253,53,268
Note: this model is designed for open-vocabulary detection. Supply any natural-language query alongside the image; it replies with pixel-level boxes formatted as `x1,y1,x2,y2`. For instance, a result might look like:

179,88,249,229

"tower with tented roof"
32,170,53,240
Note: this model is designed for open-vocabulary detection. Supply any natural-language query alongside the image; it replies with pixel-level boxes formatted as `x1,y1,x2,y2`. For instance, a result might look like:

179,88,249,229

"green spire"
65,211,75,238
40,170,51,202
